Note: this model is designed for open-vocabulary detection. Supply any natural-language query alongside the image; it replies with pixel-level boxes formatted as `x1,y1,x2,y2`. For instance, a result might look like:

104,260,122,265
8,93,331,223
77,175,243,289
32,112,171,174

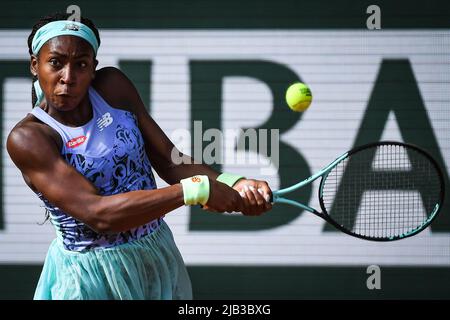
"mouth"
56,93,73,97
56,88,74,96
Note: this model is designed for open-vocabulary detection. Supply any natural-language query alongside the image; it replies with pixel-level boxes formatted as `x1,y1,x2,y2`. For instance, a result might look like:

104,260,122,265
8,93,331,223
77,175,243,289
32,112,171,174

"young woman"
6,13,272,300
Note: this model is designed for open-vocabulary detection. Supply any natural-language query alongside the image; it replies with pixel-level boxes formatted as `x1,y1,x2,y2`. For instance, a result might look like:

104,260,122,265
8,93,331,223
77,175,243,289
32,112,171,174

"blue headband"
31,20,99,55
32,20,99,107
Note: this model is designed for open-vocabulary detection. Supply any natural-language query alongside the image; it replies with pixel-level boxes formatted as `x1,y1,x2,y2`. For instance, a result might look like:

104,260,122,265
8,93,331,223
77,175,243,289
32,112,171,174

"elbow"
91,220,113,234
85,203,116,234
88,214,113,234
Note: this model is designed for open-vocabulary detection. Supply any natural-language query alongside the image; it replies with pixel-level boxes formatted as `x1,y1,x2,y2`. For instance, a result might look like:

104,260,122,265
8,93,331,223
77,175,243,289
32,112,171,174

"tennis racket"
271,141,445,241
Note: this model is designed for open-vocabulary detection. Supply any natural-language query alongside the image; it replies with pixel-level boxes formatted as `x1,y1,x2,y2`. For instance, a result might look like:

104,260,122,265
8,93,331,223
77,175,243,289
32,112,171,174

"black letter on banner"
324,59,450,233
189,60,311,231
0,61,30,230
119,61,152,113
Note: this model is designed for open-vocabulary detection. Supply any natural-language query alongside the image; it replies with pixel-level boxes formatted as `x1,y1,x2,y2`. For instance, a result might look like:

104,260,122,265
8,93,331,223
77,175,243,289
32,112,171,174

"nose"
59,64,76,85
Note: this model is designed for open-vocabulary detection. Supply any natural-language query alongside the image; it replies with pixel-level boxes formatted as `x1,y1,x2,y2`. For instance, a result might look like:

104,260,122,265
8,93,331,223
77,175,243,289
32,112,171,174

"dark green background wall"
1,0,449,29
1,265,450,299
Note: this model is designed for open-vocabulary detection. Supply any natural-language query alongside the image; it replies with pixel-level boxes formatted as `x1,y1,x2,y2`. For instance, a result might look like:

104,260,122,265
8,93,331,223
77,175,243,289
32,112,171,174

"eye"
49,58,60,67
79,61,88,68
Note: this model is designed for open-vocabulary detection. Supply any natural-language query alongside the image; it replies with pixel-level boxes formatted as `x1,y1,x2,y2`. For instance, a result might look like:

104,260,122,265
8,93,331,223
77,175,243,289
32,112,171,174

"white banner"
1,30,449,265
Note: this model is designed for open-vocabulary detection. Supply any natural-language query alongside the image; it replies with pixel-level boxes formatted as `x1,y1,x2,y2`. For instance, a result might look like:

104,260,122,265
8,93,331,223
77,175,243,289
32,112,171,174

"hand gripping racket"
271,141,445,241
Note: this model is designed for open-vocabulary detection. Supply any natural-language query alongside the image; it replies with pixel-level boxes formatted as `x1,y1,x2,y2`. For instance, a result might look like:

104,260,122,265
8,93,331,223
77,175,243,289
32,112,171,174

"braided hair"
27,12,101,107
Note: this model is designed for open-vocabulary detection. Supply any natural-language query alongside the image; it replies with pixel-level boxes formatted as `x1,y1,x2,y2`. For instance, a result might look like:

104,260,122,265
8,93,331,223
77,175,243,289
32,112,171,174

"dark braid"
27,12,101,107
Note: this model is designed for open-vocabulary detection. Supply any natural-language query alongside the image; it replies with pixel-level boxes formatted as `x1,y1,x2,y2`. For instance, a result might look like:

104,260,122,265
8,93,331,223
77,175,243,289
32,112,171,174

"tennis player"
6,13,272,300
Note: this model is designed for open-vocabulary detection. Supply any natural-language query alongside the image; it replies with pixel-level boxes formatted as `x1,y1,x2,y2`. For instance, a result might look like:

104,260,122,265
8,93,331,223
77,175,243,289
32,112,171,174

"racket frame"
272,141,445,241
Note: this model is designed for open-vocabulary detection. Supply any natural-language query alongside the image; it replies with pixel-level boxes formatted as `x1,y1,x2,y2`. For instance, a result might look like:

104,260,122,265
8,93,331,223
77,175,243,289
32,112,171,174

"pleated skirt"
34,220,192,300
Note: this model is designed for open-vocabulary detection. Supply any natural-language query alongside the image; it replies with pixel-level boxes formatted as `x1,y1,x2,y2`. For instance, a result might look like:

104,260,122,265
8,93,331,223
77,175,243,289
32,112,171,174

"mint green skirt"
34,220,192,300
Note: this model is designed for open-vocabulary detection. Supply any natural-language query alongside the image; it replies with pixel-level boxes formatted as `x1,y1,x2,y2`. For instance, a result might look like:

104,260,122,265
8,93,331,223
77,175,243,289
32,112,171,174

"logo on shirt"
97,112,113,131
66,135,87,148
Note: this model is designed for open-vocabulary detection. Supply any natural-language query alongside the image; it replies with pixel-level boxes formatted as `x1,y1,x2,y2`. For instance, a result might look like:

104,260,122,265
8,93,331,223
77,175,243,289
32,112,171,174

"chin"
54,98,81,111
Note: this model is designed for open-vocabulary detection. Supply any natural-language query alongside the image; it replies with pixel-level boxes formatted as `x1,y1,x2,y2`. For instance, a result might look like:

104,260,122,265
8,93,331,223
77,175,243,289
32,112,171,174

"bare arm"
7,123,185,234
94,67,221,185
92,67,269,216
136,111,220,184
118,73,272,215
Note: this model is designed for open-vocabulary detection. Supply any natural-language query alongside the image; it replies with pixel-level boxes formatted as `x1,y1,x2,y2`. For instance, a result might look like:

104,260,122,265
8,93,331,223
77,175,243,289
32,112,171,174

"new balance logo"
97,112,113,131
62,23,80,31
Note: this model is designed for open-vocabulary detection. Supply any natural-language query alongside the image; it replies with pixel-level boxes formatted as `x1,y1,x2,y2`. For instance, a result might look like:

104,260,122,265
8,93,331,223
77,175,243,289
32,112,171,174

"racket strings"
321,144,442,239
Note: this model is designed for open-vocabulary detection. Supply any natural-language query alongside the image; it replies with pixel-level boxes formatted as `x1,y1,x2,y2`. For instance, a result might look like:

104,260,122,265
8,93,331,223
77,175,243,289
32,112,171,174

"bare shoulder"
92,67,141,114
93,66,125,89
7,115,61,171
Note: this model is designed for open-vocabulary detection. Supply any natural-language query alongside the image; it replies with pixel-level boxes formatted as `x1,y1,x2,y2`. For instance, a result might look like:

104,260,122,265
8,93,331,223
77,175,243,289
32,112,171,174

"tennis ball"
285,82,312,112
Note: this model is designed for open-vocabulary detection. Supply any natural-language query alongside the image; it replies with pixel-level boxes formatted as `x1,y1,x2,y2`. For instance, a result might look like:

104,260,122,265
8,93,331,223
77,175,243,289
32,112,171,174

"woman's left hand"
232,179,273,216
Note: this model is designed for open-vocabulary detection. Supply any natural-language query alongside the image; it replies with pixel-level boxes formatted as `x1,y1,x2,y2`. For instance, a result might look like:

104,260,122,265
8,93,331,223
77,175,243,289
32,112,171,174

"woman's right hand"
202,178,245,213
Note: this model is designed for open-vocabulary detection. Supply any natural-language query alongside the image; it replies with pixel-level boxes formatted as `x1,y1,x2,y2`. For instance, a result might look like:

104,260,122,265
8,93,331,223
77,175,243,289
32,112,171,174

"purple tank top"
30,86,161,251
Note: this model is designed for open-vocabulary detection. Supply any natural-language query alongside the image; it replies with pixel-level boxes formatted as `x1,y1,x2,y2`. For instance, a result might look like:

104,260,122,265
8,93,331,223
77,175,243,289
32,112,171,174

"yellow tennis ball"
285,82,312,112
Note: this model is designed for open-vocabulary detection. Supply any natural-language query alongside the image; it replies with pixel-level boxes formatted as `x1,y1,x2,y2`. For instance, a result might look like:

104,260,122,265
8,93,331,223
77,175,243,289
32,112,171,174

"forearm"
159,154,220,185
93,184,184,233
